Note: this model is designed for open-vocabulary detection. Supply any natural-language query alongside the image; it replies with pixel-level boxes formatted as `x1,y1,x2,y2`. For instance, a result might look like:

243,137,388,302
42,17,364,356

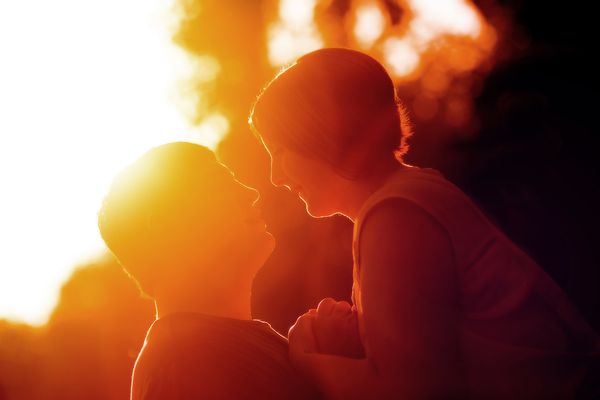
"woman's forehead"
258,136,279,153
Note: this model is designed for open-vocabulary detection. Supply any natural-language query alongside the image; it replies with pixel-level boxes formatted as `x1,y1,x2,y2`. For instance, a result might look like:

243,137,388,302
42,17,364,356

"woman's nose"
248,187,260,207
238,184,260,208
270,157,287,188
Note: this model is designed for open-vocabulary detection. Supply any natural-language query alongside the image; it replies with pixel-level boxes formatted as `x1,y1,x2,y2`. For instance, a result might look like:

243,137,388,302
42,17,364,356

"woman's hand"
312,298,365,358
288,309,318,356
289,310,372,400
288,298,365,360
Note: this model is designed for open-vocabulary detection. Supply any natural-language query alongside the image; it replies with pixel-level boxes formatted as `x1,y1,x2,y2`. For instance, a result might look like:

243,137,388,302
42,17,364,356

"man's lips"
245,209,266,227
283,184,304,199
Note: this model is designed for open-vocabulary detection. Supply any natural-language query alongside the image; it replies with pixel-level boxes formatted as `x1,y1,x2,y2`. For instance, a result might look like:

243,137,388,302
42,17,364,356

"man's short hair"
98,142,222,297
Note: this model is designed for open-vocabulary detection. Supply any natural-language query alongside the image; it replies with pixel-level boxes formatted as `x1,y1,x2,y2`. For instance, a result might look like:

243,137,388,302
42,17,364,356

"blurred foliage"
0,256,154,400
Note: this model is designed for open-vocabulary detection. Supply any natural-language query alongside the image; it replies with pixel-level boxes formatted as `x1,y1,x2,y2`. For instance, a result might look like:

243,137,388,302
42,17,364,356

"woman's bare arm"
289,198,466,399
358,197,466,398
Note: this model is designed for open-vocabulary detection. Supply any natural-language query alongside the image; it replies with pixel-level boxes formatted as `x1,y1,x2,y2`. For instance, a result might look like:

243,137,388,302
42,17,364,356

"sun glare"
268,0,323,66
353,3,386,49
382,0,489,78
0,0,215,325
268,0,493,82
0,0,494,326
409,0,482,38
189,113,230,150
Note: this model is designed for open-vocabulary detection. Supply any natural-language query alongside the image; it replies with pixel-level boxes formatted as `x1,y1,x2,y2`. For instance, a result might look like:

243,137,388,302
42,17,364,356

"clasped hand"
289,297,365,359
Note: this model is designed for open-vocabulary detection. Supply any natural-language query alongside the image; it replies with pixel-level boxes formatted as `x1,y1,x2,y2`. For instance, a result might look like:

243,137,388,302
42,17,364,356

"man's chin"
248,231,276,268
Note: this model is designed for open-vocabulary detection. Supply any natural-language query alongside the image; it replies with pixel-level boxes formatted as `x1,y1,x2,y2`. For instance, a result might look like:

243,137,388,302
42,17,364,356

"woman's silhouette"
98,142,320,400
250,48,599,399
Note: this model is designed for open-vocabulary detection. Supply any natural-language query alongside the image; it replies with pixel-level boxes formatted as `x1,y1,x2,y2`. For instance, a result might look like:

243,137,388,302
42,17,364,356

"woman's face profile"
262,138,340,218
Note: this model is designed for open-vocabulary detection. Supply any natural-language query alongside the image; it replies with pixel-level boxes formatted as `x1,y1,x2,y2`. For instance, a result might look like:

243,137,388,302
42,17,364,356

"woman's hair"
249,47,412,179
97,142,223,297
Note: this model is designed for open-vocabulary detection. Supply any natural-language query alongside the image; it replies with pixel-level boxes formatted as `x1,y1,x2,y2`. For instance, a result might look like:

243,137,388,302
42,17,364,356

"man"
98,142,319,399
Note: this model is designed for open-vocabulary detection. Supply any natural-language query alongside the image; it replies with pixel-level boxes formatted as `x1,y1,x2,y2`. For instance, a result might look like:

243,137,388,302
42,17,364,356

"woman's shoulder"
356,166,454,227
353,165,499,268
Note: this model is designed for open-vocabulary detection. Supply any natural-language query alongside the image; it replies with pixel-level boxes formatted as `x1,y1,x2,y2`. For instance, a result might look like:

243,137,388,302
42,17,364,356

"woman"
249,48,599,399
98,142,320,399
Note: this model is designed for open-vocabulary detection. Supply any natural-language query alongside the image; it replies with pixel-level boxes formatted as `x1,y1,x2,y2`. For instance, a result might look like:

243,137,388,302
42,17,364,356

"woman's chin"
255,230,276,263
264,231,276,253
305,202,337,219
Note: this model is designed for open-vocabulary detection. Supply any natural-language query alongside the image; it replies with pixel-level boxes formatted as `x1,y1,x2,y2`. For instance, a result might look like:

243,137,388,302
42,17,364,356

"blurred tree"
40,255,154,400
0,321,44,400
0,255,153,400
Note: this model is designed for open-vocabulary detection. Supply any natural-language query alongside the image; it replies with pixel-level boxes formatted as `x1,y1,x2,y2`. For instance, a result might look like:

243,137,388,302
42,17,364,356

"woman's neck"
338,162,407,222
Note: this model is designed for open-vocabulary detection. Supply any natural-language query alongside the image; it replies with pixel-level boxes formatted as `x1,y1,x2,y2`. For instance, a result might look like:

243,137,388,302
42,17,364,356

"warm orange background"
1,1,598,399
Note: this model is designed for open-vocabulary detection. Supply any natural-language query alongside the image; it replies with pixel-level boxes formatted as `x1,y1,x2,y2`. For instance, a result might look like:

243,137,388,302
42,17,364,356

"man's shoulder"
131,314,313,400
138,314,288,368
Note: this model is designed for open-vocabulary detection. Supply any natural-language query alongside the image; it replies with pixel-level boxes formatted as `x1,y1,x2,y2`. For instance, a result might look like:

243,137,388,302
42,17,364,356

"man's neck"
154,280,253,321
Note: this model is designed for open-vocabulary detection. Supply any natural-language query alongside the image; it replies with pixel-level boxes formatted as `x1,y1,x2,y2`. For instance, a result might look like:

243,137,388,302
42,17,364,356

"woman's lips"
245,210,266,228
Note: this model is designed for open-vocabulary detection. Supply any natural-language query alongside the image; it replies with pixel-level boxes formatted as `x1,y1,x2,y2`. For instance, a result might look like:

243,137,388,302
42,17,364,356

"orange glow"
353,2,386,49
264,0,498,133
173,54,230,148
383,37,421,77
262,0,499,134
446,41,482,72
422,67,451,94
188,113,230,150
413,94,439,121
408,0,482,39
0,1,516,399
268,0,323,66
445,96,472,127
268,0,496,97
381,0,493,80
174,54,222,123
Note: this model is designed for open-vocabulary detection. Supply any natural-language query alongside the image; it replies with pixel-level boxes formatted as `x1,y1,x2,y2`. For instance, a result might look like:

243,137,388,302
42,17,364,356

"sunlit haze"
354,3,386,49
0,0,492,326
269,0,492,82
268,0,323,66
0,0,226,325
